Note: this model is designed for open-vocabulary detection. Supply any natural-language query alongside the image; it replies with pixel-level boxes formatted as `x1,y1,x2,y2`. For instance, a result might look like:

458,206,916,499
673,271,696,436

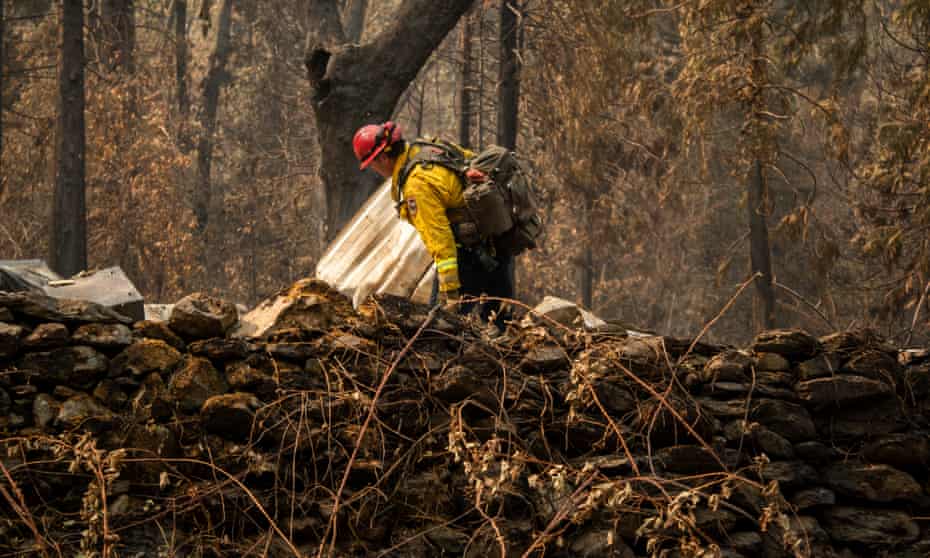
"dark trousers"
431,245,514,328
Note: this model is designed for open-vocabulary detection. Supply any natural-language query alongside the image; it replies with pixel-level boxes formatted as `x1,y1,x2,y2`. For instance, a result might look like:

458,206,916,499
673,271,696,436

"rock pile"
1,280,929,557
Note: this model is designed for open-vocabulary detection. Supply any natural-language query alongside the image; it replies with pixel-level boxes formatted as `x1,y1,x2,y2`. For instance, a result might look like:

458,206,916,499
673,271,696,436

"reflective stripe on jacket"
391,143,472,292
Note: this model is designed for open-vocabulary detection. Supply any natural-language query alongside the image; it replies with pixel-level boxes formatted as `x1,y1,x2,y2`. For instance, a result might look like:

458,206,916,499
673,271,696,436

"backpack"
397,140,544,257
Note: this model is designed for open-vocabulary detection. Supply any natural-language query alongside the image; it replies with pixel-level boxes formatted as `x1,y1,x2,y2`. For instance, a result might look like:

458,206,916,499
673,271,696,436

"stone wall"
1,280,928,557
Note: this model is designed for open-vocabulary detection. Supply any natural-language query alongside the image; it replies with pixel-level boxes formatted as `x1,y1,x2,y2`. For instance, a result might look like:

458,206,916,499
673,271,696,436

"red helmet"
353,121,403,170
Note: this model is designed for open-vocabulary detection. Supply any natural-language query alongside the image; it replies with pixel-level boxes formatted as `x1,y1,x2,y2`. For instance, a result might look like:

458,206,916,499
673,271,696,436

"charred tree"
194,0,233,232
748,35,775,330
497,0,520,150
458,8,474,146
305,0,474,238
174,0,189,116
51,0,87,277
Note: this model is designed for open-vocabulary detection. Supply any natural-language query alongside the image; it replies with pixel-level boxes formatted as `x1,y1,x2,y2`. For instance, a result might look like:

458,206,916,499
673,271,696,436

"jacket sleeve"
403,175,460,292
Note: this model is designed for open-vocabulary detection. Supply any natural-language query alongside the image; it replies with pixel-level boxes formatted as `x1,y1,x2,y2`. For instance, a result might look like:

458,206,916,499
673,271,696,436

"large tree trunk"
341,0,367,43
497,0,520,150
174,0,189,116
51,0,87,277
195,0,234,288
306,0,474,239
194,0,234,232
748,158,775,329
458,8,474,146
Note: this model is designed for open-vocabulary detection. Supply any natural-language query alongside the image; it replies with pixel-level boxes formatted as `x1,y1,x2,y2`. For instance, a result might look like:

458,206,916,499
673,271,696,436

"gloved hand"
441,289,462,312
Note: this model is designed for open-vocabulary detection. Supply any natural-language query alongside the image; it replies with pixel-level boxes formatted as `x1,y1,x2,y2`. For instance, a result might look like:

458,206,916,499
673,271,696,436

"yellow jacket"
391,142,472,293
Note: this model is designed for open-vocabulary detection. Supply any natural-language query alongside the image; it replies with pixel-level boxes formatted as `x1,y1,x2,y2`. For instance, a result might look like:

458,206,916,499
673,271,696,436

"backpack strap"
395,140,468,212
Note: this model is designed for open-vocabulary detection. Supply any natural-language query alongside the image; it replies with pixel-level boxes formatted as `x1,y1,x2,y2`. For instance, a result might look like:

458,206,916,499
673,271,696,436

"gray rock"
752,329,821,361
702,350,752,382
754,352,791,371
793,441,839,464
790,487,835,510
72,323,133,350
33,393,60,430
169,292,238,339
593,381,636,415
842,349,902,382
56,394,116,433
520,345,569,372
132,320,186,350
188,337,252,361
567,528,635,557
862,433,930,470
0,291,132,324
760,460,819,489
110,339,183,378
820,507,919,546
797,374,892,409
22,323,69,349
654,444,721,474
797,353,841,380
167,356,229,413
201,392,262,441
750,399,817,442
19,346,109,388
0,321,24,358
823,462,923,503
815,397,906,440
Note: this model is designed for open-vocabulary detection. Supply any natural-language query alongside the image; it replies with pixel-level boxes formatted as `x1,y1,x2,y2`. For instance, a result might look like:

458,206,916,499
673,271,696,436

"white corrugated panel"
316,180,434,307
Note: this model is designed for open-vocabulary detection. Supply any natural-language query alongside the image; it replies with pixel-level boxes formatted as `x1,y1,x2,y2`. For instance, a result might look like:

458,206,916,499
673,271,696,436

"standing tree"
497,0,519,150
51,0,87,277
305,0,474,238
458,6,474,146
341,0,367,43
174,0,189,116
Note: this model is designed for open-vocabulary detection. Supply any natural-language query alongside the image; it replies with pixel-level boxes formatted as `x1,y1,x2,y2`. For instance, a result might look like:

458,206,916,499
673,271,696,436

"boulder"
22,323,69,349
109,339,182,379
132,320,186,350
822,462,923,503
167,356,229,413
750,399,817,442
201,392,262,441
72,323,133,350
169,292,238,339
797,374,893,409
19,346,109,389
0,321,25,358
862,433,930,470
751,329,820,361
820,507,920,546
56,394,116,433
701,350,752,383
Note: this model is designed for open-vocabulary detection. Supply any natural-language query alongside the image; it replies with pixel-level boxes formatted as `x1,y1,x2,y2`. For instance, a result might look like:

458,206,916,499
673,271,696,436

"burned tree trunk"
748,159,775,329
497,0,520,150
194,0,234,232
305,0,474,238
51,0,87,278
458,8,474,146
174,0,189,116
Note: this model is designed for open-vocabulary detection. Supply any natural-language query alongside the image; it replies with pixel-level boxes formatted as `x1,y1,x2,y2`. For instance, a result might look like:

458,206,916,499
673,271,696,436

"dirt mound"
1,280,929,557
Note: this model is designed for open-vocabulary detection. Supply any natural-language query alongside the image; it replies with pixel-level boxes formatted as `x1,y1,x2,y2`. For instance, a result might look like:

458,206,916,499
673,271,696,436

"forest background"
2,0,930,346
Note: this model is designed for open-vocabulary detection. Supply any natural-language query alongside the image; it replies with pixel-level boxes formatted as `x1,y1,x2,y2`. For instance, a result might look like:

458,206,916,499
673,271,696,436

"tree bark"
194,0,234,232
342,0,367,43
174,0,189,116
1,0,4,183
748,159,775,329
458,8,474,146
497,0,520,150
51,0,87,277
305,0,474,239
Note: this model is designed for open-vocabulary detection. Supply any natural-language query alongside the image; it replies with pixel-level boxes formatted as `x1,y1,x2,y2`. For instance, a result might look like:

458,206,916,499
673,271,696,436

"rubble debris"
0,283,929,557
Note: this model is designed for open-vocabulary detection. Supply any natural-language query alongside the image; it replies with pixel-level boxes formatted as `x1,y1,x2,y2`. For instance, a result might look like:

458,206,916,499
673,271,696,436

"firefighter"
353,121,513,326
